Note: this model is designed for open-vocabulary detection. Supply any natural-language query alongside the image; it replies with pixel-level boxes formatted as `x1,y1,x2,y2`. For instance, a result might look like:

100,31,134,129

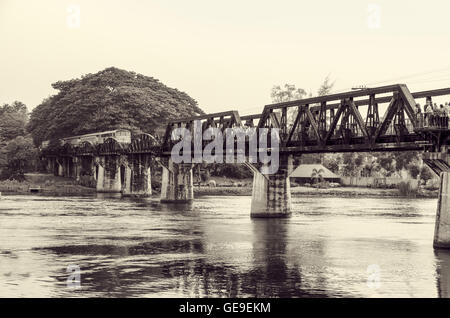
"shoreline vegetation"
0,173,439,199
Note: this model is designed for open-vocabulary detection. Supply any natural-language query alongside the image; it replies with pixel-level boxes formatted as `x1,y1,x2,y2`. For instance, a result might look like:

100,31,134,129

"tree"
341,153,359,177
392,152,419,171
271,84,307,103
317,75,335,97
362,158,379,177
323,154,341,173
28,67,204,146
407,163,421,179
0,101,28,142
311,168,324,185
209,163,252,179
0,101,37,180
377,155,396,177
420,166,434,183
1,136,37,180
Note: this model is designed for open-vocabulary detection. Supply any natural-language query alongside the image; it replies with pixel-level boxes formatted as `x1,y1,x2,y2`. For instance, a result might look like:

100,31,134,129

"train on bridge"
41,129,132,148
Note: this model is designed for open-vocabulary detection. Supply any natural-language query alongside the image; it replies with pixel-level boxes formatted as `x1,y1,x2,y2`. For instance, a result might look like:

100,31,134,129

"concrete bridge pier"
434,171,450,248
58,157,75,178
73,157,81,181
95,156,121,193
63,157,72,178
103,156,122,193
46,157,57,175
56,158,64,177
95,158,105,192
45,158,54,174
69,157,76,178
121,163,132,196
160,159,193,203
124,154,152,197
76,157,96,188
431,150,450,248
248,156,294,218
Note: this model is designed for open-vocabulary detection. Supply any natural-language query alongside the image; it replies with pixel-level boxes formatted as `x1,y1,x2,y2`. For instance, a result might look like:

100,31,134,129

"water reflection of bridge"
41,84,450,248
48,211,332,297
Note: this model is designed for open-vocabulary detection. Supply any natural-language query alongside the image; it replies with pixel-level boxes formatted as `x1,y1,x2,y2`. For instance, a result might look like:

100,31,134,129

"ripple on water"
0,194,442,297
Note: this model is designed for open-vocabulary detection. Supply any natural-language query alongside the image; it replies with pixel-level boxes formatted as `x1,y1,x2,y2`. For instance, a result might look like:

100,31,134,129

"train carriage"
41,129,131,149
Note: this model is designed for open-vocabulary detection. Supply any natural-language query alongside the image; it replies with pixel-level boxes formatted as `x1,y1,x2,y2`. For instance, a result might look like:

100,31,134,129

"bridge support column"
73,157,81,181
160,159,193,203
100,156,121,193
434,172,450,248
45,158,53,174
125,154,152,197
249,156,294,218
63,157,71,177
56,159,64,176
121,164,132,196
96,159,105,192
425,150,450,249
76,157,96,188
47,157,56,175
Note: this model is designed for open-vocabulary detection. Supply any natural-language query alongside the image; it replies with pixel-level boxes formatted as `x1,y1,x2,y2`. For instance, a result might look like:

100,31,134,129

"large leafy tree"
1,136,37,180
0,101,28,143
271,84,307,103
0,101,38,180
28,67,204,146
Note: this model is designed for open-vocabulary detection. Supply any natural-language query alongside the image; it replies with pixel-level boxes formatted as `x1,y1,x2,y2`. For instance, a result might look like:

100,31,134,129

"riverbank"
195,185,439,198
0,173,439,198
0,173,95,196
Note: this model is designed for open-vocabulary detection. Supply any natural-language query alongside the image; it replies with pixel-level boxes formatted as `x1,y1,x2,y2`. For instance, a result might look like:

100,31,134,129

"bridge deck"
42,84,450,157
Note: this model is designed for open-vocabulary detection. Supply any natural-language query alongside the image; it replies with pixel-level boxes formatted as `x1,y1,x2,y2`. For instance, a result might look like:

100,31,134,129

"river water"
0,193,449,298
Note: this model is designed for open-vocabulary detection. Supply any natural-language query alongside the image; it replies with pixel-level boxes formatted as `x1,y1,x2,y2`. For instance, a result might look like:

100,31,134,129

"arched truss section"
98,137,123,154
77,140,96,155
162,111,242,150
129,133,159,153
61,142,75,155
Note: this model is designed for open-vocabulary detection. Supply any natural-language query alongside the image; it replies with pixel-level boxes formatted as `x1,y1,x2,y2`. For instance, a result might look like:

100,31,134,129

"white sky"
2,0,450,115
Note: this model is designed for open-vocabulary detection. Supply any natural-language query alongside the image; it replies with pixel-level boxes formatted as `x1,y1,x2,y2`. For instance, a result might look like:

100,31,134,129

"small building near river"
290,164,341,184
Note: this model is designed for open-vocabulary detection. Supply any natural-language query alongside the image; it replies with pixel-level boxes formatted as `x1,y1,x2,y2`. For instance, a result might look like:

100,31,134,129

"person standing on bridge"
445,102,450,128
415,103,423,127
432,103,440,127
425,103,433,127
439,105,446,127
415,103,422,114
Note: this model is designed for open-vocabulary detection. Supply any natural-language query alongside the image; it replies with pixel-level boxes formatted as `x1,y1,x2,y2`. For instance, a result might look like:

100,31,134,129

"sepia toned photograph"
1,0,450,305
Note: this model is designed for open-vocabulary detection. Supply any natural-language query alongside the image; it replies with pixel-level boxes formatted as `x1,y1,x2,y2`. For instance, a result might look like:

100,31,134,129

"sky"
2,0,450,115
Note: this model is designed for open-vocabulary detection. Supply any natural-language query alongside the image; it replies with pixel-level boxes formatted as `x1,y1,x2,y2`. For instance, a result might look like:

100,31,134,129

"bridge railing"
416,113,450,130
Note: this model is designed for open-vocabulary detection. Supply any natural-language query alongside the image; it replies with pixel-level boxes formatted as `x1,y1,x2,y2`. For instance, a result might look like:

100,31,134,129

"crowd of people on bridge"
415,102,450,129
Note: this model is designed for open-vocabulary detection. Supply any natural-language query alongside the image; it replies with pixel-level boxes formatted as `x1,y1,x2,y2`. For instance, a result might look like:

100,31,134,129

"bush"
407,164,421,179
397,181,418,197
210,164,252,179
0,169,26,181
420,166,434,183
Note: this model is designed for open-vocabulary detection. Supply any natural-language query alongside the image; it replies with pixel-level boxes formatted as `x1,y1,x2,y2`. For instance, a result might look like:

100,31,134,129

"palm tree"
311,168,324,186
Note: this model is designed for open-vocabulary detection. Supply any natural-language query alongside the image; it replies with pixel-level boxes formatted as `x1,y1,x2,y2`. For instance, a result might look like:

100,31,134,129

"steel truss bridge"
44,84,450,173
160,84,450,172
41,84,450,247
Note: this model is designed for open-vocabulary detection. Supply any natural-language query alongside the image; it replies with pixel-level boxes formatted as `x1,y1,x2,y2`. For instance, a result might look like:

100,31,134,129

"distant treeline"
0,101,37,180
